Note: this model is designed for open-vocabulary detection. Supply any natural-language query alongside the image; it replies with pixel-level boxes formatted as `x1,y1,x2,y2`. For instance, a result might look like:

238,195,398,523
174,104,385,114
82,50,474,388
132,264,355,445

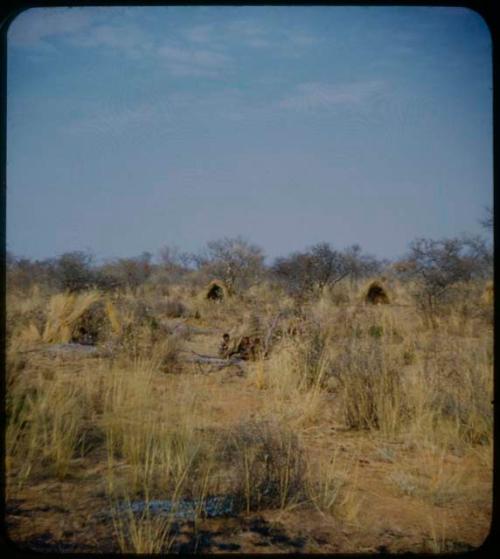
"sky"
6,6,493,263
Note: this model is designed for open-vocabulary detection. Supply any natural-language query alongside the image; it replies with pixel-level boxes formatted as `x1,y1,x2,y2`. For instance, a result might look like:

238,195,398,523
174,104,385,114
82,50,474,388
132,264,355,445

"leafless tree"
52,251,95,292
272,242,381,296
404,235,492,309
342,244,383,283
157,245,192,283
96,252,152,292
158,245,191,270
196,236,265,292
6,254,55,292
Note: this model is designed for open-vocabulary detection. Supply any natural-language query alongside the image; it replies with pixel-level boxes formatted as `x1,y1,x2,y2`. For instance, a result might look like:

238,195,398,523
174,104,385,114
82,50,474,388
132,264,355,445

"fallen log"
179,350,247,374
19,343,105,357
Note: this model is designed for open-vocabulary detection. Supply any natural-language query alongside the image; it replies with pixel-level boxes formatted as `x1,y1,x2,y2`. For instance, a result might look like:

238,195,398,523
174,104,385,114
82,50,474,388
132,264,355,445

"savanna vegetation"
5,232,493,553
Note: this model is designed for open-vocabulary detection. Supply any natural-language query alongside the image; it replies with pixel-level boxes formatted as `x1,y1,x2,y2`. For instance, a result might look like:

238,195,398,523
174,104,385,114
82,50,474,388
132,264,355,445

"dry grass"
111,497,178,554
389,449,473,506
6,369,86,482
5,277,493,552
306,451,346,515
425,514,448,553
42,291,102,343
102,361,213,499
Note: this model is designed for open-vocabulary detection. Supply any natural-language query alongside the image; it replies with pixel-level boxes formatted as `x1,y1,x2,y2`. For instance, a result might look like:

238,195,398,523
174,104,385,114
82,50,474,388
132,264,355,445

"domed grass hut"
364,280,390,305
205,279,230,302
42,291,108,344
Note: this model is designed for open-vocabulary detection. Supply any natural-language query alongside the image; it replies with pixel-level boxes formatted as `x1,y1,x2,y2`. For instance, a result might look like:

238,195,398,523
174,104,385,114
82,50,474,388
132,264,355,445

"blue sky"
7,6,492,263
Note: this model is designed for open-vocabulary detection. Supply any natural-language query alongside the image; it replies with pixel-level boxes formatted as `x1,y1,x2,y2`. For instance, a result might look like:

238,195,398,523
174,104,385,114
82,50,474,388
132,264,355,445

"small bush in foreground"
225,420,306,513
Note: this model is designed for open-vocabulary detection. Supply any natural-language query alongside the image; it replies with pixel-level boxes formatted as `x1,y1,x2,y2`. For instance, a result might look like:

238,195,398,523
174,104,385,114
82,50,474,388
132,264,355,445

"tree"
53,251,94,292
342,244,383,283
93,263,126,291
93,252,153,292
404,235,492,309
158,245,191,280
115,252,153,291
309,243,350,290
199,236,265,292
272,251,317,295
6,255,54,292
272,242,382,296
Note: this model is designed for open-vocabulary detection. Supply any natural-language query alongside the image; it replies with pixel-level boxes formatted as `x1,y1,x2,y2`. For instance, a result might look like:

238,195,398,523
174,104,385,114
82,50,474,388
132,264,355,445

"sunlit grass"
5,277,493,551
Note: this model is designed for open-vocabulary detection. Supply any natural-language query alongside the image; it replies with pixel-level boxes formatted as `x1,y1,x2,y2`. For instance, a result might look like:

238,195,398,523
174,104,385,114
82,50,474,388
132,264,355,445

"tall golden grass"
42,291,101,343
7,370,85,482
5,277,493,551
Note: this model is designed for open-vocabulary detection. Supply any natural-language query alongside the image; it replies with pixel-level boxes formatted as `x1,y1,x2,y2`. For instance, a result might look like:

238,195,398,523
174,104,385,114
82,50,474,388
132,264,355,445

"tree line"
6,228,492,309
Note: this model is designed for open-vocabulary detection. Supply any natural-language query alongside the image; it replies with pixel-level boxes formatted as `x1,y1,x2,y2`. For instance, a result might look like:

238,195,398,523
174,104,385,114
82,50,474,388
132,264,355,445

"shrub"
271,243,382,299
420,341,493,446
329,283,351,305
224,420,306,513
368,325,384,338
271,245,347,297
97,253,153,293
52,251,95,292
400,236,492,313
296,320,332,390
161,300,188,318
7,256,55,293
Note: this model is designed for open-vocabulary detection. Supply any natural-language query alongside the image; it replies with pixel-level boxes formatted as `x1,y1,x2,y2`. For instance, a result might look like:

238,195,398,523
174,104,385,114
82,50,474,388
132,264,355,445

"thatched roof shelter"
205,279,230,301
364,280,390,305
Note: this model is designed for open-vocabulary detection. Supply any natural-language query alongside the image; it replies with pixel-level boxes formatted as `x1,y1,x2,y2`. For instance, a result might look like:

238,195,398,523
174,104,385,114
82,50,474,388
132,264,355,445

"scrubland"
5,275,493,553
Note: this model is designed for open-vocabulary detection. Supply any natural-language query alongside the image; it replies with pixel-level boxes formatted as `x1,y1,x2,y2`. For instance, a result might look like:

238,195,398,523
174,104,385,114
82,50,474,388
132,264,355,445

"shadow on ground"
173,515,307,553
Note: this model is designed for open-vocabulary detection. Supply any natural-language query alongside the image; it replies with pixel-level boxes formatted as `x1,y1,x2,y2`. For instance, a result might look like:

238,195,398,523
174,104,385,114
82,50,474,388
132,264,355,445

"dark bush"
161,300,188,318
272,243,382,298
7,256,55,293
223,420,306,513
401,236,493,312
52,251,95,292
